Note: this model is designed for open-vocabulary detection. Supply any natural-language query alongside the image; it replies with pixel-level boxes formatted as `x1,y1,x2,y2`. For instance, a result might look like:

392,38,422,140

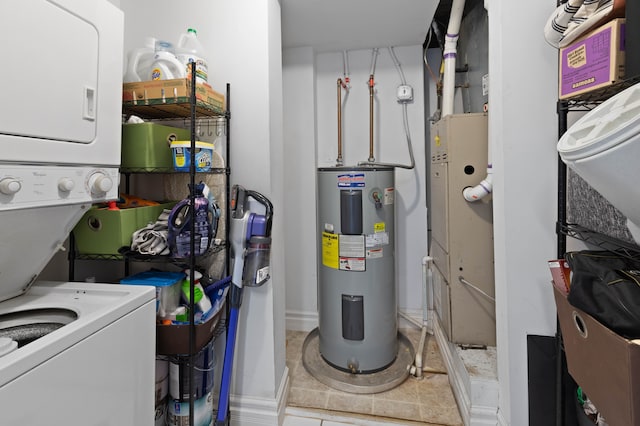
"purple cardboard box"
559,19,625,99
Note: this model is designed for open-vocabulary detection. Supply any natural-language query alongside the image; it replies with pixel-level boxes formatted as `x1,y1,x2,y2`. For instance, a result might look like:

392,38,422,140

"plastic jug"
176,28,208,84
123,37,156,83
167,183,213,258
149,41,186,81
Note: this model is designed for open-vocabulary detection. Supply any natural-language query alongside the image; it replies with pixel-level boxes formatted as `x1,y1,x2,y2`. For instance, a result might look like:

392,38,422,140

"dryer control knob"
0,178,21,195
58,177,75,192
88,172,113,194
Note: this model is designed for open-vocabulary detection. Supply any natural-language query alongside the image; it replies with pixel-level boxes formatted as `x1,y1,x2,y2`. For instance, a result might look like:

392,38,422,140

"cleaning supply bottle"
181,269,212,316
176,28,208,84
167,182,213,258
123,37,156,83
149,40,185,81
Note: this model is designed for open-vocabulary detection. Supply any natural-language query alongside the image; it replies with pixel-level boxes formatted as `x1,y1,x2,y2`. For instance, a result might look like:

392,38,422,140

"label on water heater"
322,232,339,269
384,187,394,205
338,235,366,271
339,257,365,271
367,248,383,259
337,173,365,188
366,232,389,247
339,235,365,257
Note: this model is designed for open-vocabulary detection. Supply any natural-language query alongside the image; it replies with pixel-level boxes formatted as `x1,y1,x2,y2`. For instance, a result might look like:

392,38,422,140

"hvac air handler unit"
430,113,495,346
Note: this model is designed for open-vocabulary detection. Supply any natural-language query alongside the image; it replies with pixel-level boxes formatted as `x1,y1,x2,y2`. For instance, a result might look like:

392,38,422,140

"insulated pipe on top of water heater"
368,73,376,163
336,78,345,166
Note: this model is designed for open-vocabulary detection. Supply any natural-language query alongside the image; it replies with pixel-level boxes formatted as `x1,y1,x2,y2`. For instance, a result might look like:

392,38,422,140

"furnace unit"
430,113,495,346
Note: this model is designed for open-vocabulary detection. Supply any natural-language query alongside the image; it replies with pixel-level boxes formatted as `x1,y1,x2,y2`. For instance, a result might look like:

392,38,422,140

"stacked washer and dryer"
0,1,156,424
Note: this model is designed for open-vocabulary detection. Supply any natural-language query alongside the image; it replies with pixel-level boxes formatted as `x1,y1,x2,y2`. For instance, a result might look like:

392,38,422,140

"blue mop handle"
215,284,243,425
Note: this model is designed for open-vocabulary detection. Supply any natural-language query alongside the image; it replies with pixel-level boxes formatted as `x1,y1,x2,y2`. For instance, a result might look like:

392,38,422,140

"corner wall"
487,1,559,423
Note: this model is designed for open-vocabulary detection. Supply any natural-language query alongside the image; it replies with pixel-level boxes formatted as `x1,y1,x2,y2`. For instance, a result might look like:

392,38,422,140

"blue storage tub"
121,271,185,319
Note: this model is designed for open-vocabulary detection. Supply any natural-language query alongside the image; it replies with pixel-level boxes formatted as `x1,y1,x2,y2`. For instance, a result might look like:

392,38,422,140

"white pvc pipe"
441,0,466,117
403,255,435,379
399,310,422,330
462,95,493,202
463,167,493,201
442,0,492,203
422,255,432,324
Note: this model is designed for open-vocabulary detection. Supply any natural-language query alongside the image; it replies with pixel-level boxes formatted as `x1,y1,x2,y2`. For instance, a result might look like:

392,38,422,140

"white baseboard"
285,309,318,332
496,409,509,426
431,311,499,426
230,366,290,426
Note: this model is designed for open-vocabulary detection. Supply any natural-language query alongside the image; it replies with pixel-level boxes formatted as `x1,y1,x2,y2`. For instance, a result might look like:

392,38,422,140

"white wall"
487,0,559,424
282,47,319,328
283,45,428,331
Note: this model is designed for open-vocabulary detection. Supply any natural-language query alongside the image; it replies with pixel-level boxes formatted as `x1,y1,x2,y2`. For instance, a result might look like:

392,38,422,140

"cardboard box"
559,19,626,99
553,285,640,425
121,123,191,171
548,259,571,294
122,79,225,116
72,202,176,255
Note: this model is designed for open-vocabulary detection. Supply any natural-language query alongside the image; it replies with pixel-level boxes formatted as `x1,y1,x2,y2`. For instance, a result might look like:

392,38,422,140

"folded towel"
131,208,172,255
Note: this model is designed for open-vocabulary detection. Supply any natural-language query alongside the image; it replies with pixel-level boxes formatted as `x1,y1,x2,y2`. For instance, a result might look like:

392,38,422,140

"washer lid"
0,204,87,303
557,83,640,161
0,337,17,357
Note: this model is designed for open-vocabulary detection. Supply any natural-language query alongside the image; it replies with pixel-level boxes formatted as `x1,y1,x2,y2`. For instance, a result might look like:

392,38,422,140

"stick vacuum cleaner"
216,184,273,425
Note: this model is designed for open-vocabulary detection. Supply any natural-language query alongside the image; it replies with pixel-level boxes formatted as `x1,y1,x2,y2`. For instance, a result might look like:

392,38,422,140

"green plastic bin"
121,123,190,171
72,202,175,255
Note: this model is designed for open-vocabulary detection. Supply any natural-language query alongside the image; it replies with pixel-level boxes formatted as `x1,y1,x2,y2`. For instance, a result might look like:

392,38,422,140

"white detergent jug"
123,37,156,83
176,28,208,84
149,41,186,81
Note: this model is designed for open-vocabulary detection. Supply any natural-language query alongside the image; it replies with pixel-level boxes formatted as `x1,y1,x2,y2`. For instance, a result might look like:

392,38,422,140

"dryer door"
0,0,98,144
0,0,123,167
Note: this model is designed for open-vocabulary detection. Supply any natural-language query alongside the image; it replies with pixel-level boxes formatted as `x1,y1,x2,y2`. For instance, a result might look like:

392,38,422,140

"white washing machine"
0,1,157,424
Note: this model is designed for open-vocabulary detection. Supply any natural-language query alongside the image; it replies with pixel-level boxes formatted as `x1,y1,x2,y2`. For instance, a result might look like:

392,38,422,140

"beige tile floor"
285,328,463,426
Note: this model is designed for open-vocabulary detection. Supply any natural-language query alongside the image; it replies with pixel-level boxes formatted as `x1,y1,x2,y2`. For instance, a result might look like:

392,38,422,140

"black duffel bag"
565,250,640,339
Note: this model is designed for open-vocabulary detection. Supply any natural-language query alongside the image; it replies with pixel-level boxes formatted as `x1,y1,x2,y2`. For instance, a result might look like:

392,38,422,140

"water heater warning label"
339,257,365,271
339,234,365,271
339,235,365,257
384,187,394,205
322,232,339,269
366,232,389,247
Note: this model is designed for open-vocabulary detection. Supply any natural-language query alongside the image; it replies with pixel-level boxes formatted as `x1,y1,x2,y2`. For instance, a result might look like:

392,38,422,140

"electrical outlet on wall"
396,84,413,103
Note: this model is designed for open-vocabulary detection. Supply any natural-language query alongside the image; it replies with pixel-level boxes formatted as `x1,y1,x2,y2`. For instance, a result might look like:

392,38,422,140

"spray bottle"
176,28,209,84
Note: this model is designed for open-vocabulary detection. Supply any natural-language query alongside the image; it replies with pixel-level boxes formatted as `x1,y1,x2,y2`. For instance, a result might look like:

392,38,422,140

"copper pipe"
336,78,344,166
368,74,375,162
